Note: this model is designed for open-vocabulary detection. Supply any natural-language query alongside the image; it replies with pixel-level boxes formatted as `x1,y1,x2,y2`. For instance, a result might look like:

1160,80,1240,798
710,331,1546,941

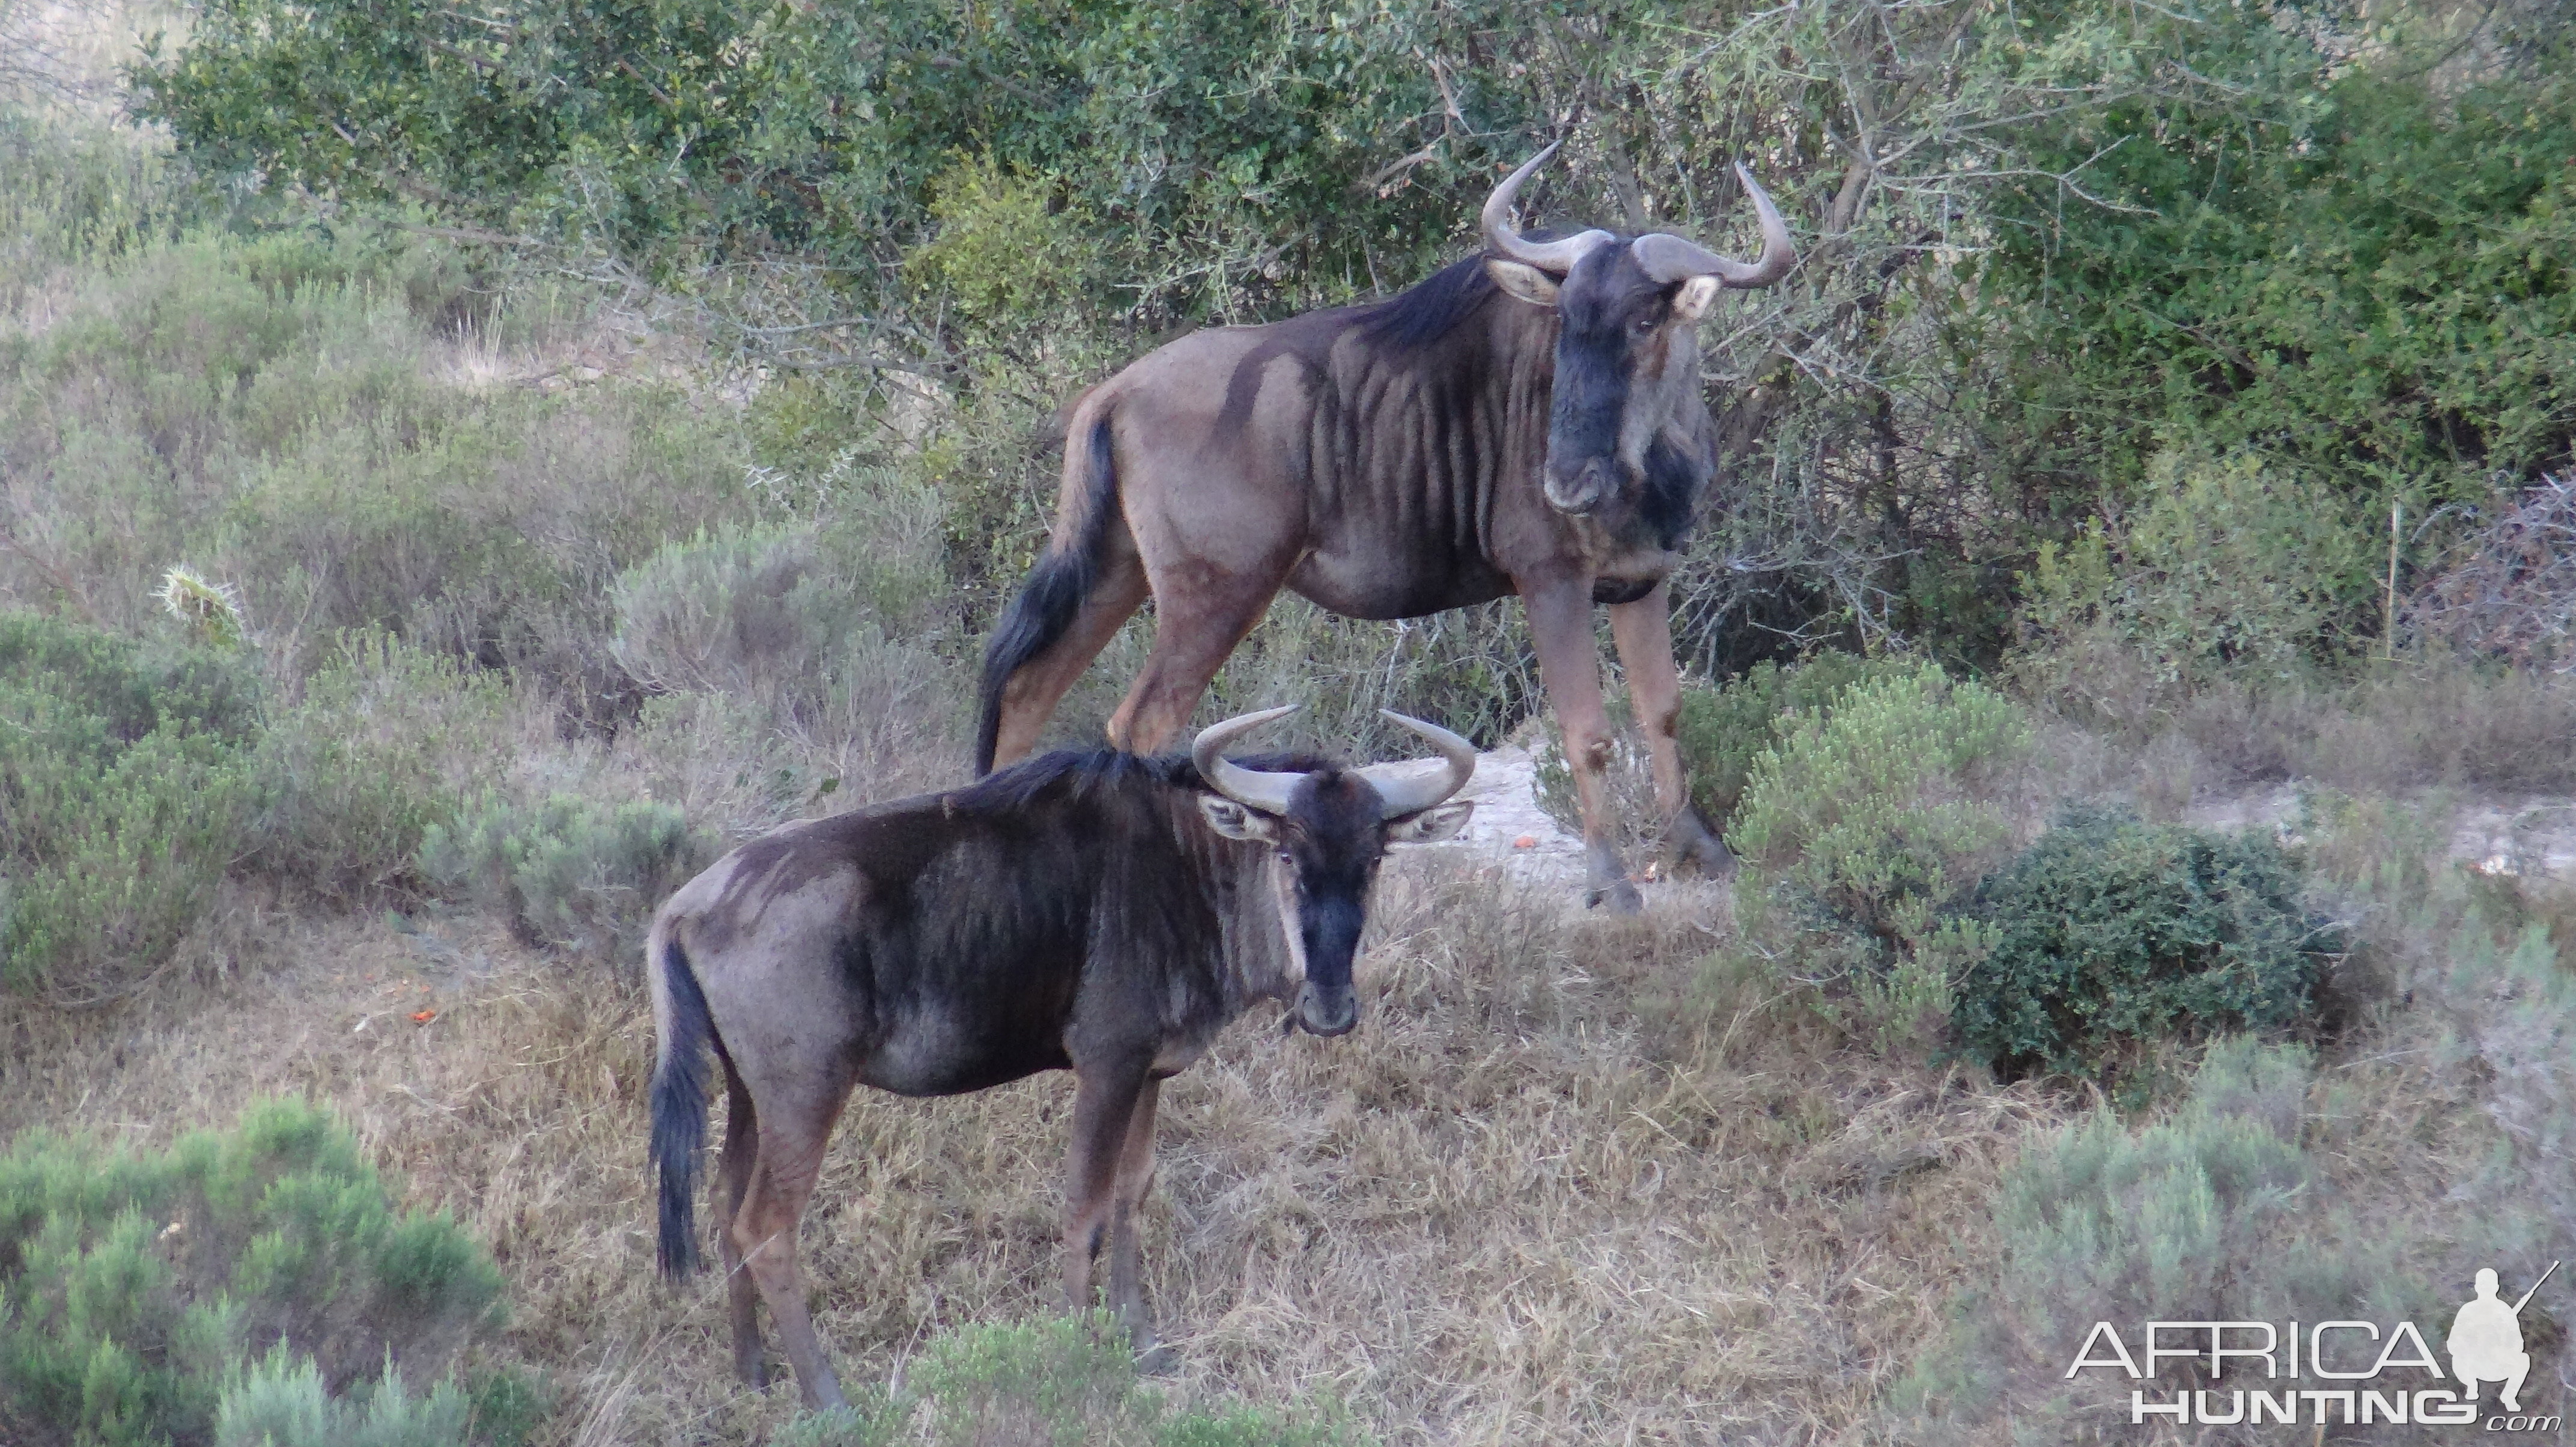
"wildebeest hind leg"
1523,577,1644,912
989,547,1151,770
714,1068,768,1387
1062,1062,1150,1323
729,1094,851,1410
1107,1078,1167,1365
1608,585,1732,879
1105,568,1286,754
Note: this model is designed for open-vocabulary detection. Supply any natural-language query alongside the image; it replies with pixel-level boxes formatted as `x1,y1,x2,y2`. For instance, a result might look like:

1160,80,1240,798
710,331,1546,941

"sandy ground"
2189,784,2576,877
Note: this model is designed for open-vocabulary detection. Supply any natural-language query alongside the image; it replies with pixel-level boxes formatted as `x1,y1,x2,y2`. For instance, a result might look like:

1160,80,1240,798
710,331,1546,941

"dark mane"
950,746,1346,815
1349,228,1619,352
1350,255,1499,351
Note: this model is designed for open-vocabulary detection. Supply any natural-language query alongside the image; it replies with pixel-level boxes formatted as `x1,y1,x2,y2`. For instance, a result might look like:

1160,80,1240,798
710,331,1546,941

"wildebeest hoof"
1663,808,1735,880
1674,833,1736,882
1587,879,1645,914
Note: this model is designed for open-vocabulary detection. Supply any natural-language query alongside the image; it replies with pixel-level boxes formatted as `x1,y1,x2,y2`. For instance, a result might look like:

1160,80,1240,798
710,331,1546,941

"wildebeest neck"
944,749,1322,1017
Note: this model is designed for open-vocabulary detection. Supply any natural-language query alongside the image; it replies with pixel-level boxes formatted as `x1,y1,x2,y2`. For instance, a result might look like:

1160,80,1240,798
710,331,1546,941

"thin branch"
421,37,504,75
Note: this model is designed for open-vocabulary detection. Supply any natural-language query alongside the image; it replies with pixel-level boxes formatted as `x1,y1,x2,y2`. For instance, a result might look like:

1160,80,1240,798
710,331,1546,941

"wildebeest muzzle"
1288,981,1360,1037
1543,455,1623,516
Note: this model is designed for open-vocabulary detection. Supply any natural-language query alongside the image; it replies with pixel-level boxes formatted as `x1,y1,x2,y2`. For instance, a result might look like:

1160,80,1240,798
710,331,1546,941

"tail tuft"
974,415,1121,774
649,933,714,1279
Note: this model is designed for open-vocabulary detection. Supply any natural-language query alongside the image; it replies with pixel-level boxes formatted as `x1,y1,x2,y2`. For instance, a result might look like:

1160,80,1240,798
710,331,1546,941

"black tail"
974,415,1122,775
650,932,714,1279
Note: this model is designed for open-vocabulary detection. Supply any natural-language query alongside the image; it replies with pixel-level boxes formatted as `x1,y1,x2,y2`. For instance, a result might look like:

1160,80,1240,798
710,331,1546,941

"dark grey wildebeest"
648,707,1474,1409
976,142,1794,911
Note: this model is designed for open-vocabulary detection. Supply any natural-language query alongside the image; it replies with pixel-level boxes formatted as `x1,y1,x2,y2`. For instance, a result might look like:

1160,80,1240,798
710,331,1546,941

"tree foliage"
130,0,2576,673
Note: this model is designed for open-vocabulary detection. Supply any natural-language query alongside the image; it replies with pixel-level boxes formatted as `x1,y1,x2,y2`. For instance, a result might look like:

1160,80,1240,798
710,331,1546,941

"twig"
0,525,104,624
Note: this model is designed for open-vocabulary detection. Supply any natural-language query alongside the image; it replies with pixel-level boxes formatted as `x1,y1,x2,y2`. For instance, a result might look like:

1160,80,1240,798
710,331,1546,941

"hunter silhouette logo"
2450,1261,2558,1414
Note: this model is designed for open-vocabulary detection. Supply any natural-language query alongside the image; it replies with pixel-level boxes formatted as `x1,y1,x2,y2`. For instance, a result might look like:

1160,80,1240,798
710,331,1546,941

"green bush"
610,500,946,710
214,1347,471,1447
0,1100,521,1447
1726,665,2031,954
902,154,1104,337
775,1314,1370,1447
248,633,509,905
1950,805,2329,1080
1530,651,1916,851
0,611,264,1002
1674,652,1926,828
418,794,715,961
2014,451,2377,724
1889,1041,2401,1442
914,1315,1154,1447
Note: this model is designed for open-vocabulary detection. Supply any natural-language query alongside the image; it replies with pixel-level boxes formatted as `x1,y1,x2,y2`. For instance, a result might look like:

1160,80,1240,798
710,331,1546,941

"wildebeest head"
1189,707,1477,1037
1480,143,1796,520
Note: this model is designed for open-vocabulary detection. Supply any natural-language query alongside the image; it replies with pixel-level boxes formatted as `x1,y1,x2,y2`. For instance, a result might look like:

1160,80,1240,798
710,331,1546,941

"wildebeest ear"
1671,275,1721,321
1484,258,1561,308
1384,800,1474,844
1197,794,1279,842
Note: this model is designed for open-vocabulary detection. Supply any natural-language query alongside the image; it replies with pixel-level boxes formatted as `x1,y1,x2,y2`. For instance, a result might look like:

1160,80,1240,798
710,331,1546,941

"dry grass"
0,850,2087,1446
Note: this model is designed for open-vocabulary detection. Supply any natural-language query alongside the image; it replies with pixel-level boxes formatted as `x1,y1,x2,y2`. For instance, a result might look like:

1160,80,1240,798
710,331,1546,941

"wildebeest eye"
1630,312,1660,335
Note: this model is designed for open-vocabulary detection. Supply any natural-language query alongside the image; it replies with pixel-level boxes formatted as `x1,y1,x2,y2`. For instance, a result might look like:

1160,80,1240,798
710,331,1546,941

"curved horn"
1191,705,1303,817
1481,142,1615,275
1629,163,1796,289
1355,710,1477,818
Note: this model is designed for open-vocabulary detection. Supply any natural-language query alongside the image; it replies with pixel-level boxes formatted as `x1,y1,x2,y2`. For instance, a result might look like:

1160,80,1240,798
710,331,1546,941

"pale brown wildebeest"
976,142,1795,910
648,707,1475,1410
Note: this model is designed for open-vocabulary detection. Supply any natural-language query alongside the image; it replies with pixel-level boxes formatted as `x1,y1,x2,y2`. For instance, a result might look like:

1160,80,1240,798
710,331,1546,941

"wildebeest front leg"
1523,577,1644,912
1062,1061,1151,1322
1608,583,1731,879
1107,1078,1167,1363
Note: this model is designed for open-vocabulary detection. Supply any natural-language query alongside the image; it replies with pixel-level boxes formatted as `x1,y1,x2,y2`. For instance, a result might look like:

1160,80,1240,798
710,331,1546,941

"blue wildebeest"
647,707,1475,1409
976,143,1795,911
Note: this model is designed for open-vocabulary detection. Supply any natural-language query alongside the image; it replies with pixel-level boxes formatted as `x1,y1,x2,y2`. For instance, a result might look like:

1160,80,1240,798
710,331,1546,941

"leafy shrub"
1530,651,1916,850
214,1347,470,1447
1950,805,2329,1080
418,794,715,961
1890,1041,2401,1443
0,1100,521,1447
0,609,263,747
775,1314,1370,1447
2015,450,2376,723
1674,652,1926,828
248,633,509,904
610,500,946,710
1726,664,2031,954
903,154,1103,336
0,611,264,1002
